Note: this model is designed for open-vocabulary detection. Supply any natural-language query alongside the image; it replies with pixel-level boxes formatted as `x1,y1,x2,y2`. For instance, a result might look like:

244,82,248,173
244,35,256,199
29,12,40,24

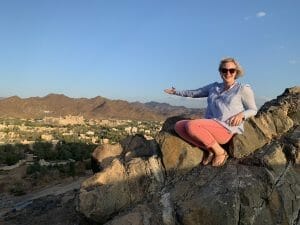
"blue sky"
0,0,299,108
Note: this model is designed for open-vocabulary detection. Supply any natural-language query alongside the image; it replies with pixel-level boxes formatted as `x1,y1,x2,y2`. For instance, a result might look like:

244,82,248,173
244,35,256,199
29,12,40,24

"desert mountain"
0,94,203,121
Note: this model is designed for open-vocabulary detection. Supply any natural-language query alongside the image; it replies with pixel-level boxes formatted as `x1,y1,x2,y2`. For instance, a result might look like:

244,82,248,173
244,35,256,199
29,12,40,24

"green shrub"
26,162,48,176
32,141,56,160
0,144,25,165
55,142,96,161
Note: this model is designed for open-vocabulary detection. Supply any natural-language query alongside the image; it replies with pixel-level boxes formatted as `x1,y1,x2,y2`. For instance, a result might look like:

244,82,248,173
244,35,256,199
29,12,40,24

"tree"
32,141,56,160
0,144,25,165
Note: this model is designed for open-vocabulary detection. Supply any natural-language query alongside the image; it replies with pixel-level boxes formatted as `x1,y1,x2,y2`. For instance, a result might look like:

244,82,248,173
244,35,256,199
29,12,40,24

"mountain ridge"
0,94,204,121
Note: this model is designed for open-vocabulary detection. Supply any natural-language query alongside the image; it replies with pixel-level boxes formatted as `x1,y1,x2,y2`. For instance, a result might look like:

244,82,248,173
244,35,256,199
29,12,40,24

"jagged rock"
120,134,160,162
286,125,300,148
170,153,300,225
91,135,160,173
263,142,287,174
259,86,300,124
228,118,270,158
79,159,130,223
78,86,300,225
91,143,123,173
229,86,300,158
78,156,165,224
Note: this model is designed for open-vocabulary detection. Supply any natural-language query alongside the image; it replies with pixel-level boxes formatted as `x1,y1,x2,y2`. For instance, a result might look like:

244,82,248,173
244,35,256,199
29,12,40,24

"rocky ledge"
78,87,300,225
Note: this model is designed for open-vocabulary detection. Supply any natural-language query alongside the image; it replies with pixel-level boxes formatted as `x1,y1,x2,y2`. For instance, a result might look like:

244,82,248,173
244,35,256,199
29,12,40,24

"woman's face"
220,62,237,85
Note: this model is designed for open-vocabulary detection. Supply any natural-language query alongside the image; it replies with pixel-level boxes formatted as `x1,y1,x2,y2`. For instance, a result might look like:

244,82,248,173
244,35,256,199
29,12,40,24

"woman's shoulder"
207,82,223,91
236,83,255,93
236,82,253,89
211,82,222,88
200,82,221,90
205,81,220,86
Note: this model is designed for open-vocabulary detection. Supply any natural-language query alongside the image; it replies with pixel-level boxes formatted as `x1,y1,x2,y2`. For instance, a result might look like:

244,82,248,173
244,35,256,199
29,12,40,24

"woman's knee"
174,120,186,131
184,120,199,134
174,120,188,134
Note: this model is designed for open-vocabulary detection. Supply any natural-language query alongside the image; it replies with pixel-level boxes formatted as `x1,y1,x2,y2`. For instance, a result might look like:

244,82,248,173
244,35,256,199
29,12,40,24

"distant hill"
0,94,204,121
143,101,202,117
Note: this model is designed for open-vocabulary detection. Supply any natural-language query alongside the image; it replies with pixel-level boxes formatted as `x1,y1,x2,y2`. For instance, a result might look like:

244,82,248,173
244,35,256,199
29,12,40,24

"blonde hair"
218,57,244,79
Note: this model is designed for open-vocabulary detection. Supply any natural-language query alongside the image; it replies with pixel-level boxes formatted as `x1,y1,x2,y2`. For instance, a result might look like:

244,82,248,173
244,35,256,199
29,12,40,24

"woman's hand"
227,112,245,126
164,87,176,95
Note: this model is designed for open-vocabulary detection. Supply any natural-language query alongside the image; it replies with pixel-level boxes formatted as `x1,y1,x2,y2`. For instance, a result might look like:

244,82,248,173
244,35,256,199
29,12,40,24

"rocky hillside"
0,94,203,121
78,86,300,225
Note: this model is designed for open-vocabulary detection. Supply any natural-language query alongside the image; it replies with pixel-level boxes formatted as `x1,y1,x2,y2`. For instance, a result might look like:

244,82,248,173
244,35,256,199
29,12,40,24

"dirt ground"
0,166,94,225
1,190,81,225
0,165,28,193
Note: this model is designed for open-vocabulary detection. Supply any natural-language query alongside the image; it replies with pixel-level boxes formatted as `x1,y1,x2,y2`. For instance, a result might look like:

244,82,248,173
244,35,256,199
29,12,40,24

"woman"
164,57,257,167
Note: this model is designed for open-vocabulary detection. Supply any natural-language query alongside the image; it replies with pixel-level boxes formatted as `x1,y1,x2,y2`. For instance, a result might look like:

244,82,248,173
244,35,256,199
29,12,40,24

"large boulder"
155,116,204,175
120,134,160,162
79,156,165,224
91,134,160,173
91,143,123,173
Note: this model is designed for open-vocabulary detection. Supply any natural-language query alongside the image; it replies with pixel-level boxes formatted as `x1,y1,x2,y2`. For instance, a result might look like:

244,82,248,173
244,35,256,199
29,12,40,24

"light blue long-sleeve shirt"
175,82,257,134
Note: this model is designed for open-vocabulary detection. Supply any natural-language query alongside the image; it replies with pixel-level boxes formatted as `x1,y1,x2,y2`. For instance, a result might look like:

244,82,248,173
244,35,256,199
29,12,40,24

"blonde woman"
164,58,257,167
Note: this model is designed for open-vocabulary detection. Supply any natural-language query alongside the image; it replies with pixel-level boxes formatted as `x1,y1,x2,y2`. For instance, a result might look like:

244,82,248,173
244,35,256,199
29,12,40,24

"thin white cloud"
256,11,267,18
288,59,298,64
243,11,267,21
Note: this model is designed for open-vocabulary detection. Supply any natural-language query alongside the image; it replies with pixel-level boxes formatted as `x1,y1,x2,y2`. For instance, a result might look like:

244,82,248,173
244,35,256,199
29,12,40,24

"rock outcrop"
229,86,299,158
77,87,300,225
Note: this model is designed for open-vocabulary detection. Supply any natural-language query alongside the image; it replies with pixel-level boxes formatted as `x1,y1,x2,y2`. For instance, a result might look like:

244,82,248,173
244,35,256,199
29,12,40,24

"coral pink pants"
174,119,233,149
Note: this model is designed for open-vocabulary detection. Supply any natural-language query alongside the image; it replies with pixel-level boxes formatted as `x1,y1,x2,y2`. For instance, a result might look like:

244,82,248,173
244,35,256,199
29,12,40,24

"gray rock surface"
79,156,165,224
91,143,123,172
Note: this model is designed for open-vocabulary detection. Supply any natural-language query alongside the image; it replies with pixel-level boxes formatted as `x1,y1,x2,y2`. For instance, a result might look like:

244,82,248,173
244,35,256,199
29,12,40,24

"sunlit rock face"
78,86,300,225
229,86,300,158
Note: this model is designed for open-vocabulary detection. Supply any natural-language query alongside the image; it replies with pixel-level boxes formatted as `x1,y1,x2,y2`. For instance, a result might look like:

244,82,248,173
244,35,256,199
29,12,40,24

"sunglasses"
221,68,237,74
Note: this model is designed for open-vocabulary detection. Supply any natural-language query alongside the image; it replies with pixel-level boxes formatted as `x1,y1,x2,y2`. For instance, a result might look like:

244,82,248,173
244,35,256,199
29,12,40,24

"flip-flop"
212,152,229,167
202,151,214,165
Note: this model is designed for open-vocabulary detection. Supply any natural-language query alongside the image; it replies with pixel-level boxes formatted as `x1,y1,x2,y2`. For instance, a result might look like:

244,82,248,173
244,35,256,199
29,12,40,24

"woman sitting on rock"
164,57,257,167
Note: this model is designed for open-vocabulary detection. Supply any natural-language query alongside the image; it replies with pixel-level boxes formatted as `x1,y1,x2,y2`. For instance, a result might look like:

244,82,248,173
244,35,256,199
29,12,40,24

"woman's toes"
212,153,228,167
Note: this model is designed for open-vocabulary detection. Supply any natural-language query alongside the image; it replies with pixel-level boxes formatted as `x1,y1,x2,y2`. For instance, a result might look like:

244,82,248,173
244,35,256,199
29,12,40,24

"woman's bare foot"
202,151,214,165
212,152,228,167
210,142,229,167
